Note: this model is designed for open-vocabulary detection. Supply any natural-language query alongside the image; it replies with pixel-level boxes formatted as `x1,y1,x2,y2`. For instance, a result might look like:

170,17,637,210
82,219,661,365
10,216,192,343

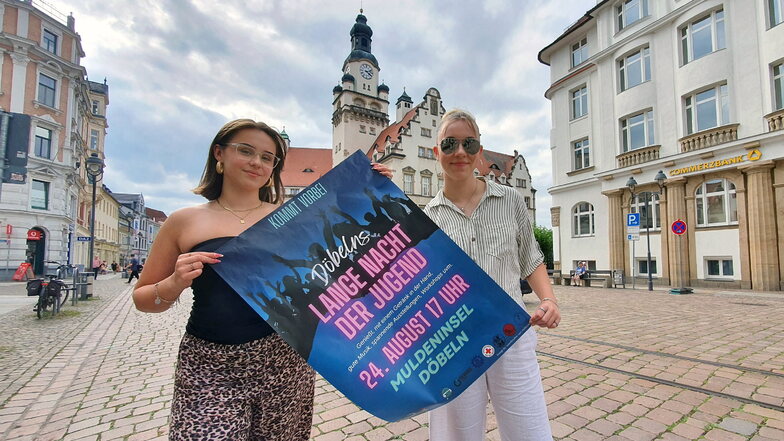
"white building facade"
540,0,784,290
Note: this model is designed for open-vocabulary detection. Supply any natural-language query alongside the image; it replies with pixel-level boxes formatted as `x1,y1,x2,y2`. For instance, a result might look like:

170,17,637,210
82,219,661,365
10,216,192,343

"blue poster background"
213,151,531,421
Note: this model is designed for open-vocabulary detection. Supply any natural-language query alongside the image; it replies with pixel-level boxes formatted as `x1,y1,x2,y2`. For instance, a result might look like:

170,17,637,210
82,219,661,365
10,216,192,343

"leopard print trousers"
169,333,315,440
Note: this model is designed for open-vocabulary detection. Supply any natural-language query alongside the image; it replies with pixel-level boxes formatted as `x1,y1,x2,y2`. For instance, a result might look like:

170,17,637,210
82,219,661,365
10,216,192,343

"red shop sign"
27,229,42,241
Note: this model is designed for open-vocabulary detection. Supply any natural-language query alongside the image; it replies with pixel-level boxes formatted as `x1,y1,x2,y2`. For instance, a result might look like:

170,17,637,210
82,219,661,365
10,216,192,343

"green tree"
534,225,553,269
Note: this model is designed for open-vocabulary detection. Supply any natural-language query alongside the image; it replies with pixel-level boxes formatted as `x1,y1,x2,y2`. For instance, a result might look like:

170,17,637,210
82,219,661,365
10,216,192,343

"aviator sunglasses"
440,137,481,155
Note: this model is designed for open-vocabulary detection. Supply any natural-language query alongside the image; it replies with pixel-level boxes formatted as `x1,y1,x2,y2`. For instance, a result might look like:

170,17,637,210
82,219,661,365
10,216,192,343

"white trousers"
429,330,553,441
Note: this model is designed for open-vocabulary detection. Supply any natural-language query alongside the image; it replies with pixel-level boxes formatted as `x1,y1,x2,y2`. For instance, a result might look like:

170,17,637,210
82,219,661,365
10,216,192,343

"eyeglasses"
440,137,481,155
222,143,280,168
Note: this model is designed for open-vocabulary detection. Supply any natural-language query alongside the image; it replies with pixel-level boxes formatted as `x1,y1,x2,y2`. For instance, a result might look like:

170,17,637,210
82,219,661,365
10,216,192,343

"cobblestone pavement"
0,279,782,440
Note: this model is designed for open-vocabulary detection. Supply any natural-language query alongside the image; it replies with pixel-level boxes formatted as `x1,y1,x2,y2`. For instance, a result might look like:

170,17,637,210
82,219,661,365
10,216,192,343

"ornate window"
637,258,657,275
571,85,588,119
774,63,783,110
572,202,595,237
617,0,649,31
769,0,783,28
403,173,413,194
31,180,49,210
706,257,734,278
685,84,729,134
422,176,431,196
90,129,99,150
418,146,434,159
35,127,53,158
621,110,655,152
43,29,58,54
573,138,590,170
631,193,660,229
38,74,57,108
681,9,725,64
571,38,588,67
619,47,651,91
695,178,737,226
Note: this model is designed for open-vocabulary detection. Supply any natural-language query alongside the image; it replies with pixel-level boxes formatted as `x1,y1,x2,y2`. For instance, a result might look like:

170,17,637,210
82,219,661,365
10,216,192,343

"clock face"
360,63,373,79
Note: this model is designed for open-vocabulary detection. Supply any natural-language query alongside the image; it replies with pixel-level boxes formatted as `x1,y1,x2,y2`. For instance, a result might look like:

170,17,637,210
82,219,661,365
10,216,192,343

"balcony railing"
764,109,784,132
679,123,739,153
617,144,660,168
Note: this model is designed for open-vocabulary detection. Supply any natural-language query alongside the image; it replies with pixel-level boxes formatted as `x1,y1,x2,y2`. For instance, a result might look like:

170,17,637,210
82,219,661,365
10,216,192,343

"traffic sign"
77,236,92,242
671,219,687,235
627,233,640,241
627,213,640,227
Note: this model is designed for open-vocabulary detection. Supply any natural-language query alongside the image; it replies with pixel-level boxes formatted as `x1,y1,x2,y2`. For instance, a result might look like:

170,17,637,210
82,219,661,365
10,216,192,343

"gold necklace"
216,199,264,224
456,180,481,213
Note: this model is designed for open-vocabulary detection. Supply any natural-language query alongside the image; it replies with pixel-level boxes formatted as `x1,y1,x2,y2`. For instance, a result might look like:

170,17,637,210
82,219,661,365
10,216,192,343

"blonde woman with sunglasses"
132,118,390,440
424,109,558,441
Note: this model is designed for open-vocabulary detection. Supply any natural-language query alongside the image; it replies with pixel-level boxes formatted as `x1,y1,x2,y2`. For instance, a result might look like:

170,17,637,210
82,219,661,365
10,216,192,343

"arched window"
631,194,660,229
696,179,737,226
573,202,595,237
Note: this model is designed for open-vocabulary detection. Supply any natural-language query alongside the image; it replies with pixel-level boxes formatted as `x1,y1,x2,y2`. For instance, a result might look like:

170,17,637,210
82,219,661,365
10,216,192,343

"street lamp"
626,170,667,291
86,152,105,298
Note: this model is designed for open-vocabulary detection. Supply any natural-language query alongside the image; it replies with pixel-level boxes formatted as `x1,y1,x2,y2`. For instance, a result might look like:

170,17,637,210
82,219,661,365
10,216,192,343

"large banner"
214,151,531,421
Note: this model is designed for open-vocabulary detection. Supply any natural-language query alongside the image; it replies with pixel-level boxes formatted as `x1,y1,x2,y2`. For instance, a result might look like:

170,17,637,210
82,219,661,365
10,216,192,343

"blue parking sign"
627,213,640,227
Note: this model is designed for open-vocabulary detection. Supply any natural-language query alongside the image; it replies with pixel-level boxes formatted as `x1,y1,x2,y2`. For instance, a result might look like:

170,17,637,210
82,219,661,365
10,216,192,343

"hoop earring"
264,177,274,188
216,161,224,175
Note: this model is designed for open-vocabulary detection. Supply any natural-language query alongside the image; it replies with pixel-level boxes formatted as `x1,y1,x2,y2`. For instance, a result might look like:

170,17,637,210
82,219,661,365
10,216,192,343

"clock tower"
332,11,390,165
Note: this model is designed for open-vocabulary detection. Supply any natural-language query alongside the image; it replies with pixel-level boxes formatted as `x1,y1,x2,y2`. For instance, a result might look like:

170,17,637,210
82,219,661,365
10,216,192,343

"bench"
547,269,562,285
569,270,614,288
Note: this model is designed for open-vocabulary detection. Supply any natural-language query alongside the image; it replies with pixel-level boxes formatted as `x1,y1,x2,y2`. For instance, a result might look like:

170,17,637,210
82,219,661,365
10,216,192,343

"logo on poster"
482,345,495,357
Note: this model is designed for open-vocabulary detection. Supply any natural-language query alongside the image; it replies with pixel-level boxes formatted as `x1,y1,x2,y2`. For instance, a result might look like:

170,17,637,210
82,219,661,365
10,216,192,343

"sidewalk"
0,280,782,440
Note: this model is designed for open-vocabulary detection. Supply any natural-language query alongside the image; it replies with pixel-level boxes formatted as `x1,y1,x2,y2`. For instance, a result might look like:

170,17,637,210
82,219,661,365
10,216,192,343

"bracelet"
540,297,558,306
154,282,178,306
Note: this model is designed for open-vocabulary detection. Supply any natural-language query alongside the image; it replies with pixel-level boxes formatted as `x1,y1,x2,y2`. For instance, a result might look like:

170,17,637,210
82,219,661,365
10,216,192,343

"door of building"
26,228,46,276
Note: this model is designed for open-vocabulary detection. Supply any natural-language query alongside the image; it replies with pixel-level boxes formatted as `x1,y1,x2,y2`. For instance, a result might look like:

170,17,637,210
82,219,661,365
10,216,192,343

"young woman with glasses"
423,109,559,441
132,119,390,440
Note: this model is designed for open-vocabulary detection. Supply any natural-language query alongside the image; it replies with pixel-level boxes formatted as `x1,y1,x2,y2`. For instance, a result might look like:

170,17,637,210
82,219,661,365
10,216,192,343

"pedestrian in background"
131,118,391,440
126,254,140,284
92,256,101,279
423,109,559,441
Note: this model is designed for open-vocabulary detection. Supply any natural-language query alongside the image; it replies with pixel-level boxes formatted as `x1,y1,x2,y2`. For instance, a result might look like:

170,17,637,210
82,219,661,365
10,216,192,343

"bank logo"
503,324,516,336
482,345,495,357
747,149,762,161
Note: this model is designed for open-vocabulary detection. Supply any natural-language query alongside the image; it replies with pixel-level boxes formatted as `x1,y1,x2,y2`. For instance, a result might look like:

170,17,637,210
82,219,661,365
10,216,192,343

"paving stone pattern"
0,279,782,440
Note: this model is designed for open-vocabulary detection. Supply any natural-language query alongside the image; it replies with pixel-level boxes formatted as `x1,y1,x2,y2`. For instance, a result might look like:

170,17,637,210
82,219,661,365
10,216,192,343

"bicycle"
28,261,73,319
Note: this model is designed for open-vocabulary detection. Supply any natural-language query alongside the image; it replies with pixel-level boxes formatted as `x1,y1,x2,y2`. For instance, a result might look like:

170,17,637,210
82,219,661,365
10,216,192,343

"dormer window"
43,29,58,55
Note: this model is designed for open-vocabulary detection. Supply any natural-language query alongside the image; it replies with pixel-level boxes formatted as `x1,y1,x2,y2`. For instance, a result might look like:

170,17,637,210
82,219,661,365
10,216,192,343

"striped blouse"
423,178,543,305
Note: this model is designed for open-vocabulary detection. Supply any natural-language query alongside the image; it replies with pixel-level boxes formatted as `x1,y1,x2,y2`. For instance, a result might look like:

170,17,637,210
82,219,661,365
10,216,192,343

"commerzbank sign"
669,149,762,176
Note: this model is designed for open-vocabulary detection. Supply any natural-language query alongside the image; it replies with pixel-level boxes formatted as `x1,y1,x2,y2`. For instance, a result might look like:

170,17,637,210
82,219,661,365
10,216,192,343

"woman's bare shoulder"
169,202,212,217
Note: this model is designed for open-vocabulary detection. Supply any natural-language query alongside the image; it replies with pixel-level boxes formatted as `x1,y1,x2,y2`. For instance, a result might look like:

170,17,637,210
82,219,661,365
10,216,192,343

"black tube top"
185,237,274,344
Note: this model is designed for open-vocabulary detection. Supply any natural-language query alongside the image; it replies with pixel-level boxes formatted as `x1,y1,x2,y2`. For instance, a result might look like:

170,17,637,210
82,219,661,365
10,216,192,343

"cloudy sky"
55,0,597,227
